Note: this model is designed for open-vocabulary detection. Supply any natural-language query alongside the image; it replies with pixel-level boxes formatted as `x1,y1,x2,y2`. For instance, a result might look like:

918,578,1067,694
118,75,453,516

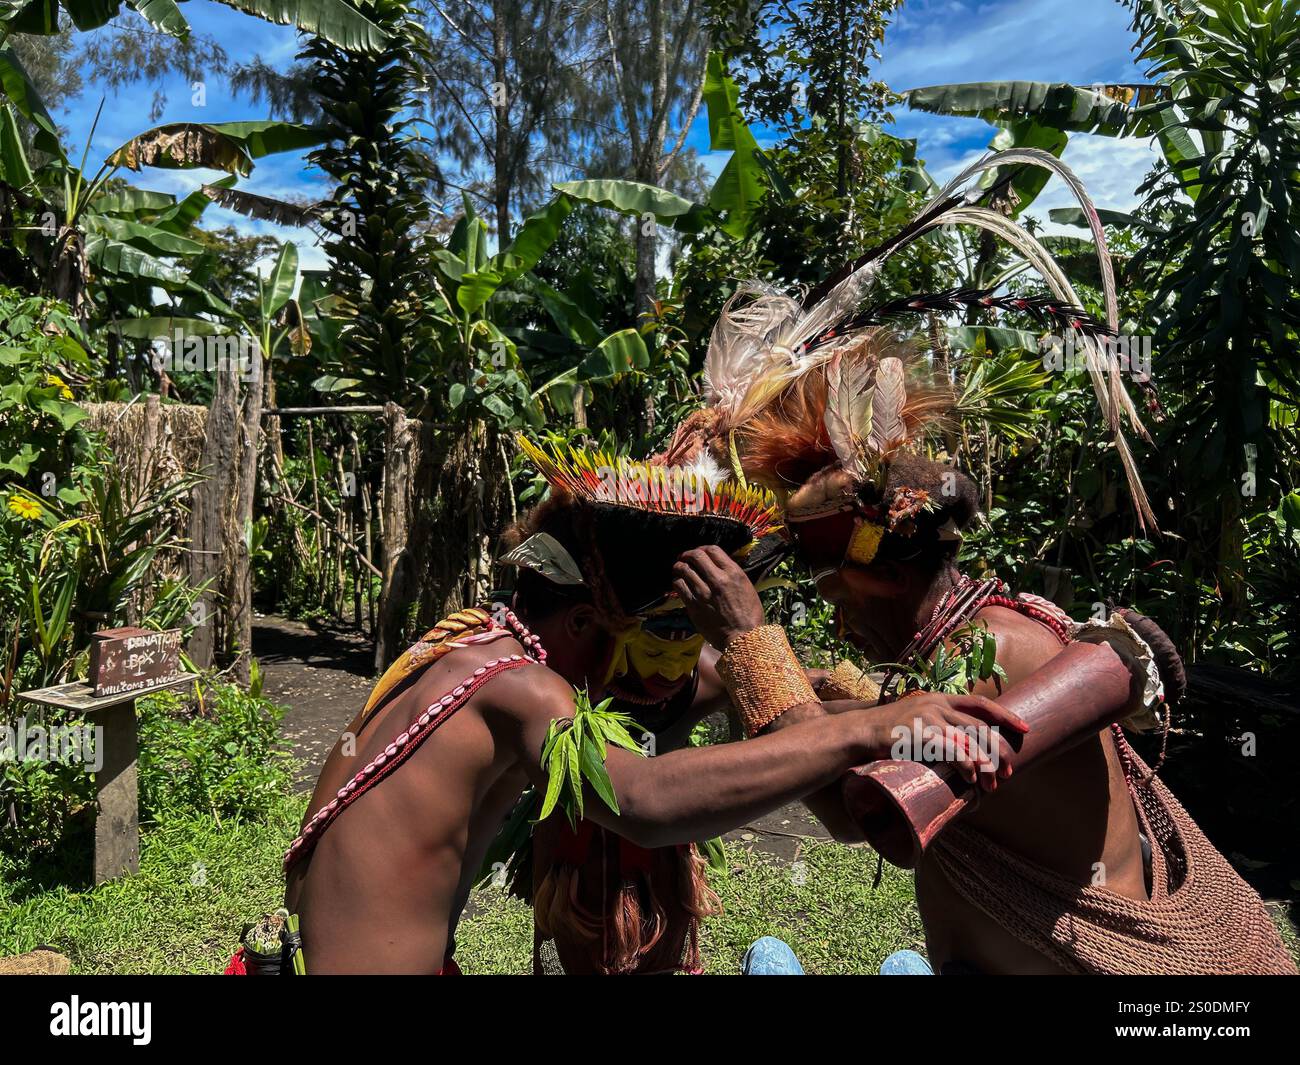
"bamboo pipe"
842,638,1144,869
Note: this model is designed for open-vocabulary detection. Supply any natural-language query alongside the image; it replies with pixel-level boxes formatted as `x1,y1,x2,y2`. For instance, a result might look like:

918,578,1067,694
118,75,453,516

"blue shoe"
879,949,934,975
741,936,804,975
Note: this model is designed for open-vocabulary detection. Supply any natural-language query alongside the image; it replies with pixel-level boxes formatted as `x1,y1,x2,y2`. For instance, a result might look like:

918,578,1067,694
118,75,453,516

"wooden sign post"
88,627,183,697
17,672,192,885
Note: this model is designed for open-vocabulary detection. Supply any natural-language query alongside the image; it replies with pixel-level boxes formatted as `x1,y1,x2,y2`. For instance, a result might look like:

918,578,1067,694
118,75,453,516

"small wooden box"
89,627,183,698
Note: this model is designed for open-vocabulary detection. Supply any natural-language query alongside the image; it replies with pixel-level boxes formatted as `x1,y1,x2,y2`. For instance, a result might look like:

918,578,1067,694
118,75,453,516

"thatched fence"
86,378,513,679
85,357,262,681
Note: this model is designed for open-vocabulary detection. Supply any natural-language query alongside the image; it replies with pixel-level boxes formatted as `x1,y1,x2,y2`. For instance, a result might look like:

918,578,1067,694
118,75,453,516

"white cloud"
882,0,1141,89
1027,133,1162,233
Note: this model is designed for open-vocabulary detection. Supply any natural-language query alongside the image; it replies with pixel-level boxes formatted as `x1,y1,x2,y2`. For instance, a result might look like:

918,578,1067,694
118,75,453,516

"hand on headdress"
671,546,766,651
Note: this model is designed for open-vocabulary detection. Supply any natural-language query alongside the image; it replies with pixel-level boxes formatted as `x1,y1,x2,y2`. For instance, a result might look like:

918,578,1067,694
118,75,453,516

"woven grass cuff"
819,659,881,704
718,626,817,737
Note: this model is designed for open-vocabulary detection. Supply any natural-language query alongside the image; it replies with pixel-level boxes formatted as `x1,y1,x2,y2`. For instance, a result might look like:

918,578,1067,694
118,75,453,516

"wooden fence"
90,379,514,679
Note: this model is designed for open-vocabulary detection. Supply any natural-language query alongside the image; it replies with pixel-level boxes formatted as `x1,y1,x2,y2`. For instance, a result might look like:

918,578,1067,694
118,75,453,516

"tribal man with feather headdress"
259,438,1023,974
663,148,1296,975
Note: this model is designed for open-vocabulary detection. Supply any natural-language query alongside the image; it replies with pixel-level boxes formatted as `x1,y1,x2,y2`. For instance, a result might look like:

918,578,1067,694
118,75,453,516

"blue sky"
55,0,1160,273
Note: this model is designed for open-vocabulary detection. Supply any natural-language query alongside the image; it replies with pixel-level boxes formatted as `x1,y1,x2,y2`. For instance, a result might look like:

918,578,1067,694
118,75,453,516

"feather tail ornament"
823,351,874,480
893,206,1156,532
703,282,802,417
927,148,1118,331
868,356,907,459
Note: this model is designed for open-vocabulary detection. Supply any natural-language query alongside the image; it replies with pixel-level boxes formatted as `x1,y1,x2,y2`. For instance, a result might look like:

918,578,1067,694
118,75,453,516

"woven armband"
819,659,882,704
717,626,817,737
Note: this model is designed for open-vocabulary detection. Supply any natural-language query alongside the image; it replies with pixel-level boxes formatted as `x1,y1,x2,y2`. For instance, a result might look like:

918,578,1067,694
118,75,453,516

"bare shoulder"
973,604,1062,645
475,651,576,725
970,604,1065,684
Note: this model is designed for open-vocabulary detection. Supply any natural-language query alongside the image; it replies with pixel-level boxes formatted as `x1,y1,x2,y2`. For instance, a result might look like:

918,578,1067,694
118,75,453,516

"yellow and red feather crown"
518,436,781,542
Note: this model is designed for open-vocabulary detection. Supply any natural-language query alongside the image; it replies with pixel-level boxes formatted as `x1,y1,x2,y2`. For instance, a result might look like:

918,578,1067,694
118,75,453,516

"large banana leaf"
533,279,602,347
131,0,187,36
530,328,650,401
578,328,648,379
455,195,574,314
85,234,189,283
152,175,235,232
1,0,388,51
0,47,65,159
0,101,33,187
905,78,1205,204
554,178,699,224
199,180,321,231
92,187,178,216
113,315,231,338
1048,206,1166,235
261,240,298,320
554,54,770,239
985,119,1068,213
212,0,388,52
105,120,326,174
702,51,765,236
87,214,205,256
905,81,1165,136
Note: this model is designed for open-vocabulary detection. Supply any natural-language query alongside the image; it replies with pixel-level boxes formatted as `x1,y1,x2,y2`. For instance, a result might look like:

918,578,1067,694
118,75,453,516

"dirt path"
254,615,376,790
252,614,820,852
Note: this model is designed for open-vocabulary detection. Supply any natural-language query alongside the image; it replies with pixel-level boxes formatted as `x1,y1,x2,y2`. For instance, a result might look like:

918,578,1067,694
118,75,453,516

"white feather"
683,449,729,489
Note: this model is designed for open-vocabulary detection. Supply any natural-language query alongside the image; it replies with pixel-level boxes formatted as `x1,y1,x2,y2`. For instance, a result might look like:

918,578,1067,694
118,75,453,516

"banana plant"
555,52,772,241
0,0,388,53
1,45,326,337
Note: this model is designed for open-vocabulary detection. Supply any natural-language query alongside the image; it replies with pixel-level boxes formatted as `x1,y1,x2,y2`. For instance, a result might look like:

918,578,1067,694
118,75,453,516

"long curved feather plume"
919,208,1155,531
927,148,1118,330
696,146,1155,533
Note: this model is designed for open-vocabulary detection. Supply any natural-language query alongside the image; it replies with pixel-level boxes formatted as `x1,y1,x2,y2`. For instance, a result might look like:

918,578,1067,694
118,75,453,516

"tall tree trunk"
493,0,512,244
229,351,264,683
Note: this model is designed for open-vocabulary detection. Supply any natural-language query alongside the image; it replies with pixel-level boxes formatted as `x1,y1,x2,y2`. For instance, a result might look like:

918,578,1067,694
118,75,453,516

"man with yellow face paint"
513,555,798,975
489,443,824,974
602,618,706,707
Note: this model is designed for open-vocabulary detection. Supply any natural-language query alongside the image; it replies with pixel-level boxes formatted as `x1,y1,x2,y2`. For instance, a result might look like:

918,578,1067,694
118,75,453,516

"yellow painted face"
603,621,706,687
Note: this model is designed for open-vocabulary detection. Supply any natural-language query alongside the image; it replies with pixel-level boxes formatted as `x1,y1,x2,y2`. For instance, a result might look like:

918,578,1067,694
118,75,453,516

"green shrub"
0,681,297,860
138,682,296,825
0,750,96,851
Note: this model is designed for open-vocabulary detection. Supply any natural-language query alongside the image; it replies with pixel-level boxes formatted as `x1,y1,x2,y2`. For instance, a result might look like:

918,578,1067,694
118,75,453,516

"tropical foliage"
0,0,1296,894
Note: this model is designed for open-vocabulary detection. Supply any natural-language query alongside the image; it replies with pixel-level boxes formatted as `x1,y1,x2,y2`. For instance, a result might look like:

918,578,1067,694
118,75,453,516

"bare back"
284,637,547,973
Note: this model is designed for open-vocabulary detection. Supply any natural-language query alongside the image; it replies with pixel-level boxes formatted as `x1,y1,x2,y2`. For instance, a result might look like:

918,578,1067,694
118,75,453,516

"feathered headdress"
517,437,779,539
504,437,781,619
734,335,967,573
696,147,1159,534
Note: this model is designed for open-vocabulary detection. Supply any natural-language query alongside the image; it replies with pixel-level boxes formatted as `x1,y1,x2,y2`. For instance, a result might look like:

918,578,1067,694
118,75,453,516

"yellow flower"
7,496,42,521
44,373,73,400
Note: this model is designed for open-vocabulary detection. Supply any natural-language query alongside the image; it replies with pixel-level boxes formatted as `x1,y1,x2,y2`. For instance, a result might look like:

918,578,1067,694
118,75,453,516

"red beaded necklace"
880,574,1073,700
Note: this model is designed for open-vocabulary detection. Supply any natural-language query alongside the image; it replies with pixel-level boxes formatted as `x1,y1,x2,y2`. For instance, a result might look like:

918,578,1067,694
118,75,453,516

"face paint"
602,619,706,704
625,629,705,683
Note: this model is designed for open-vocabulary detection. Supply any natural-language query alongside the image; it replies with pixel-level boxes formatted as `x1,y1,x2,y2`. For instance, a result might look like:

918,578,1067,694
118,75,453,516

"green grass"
4,798,1294,975
0,791,919,974
0,797,305,974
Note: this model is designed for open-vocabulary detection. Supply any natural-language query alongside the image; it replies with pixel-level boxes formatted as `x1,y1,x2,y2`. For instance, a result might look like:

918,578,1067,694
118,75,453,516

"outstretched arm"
669,546,1022,843
486,661,1020,850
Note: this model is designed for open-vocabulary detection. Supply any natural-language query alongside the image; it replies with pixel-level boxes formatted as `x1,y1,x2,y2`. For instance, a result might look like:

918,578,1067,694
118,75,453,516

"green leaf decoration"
535,688,645,830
